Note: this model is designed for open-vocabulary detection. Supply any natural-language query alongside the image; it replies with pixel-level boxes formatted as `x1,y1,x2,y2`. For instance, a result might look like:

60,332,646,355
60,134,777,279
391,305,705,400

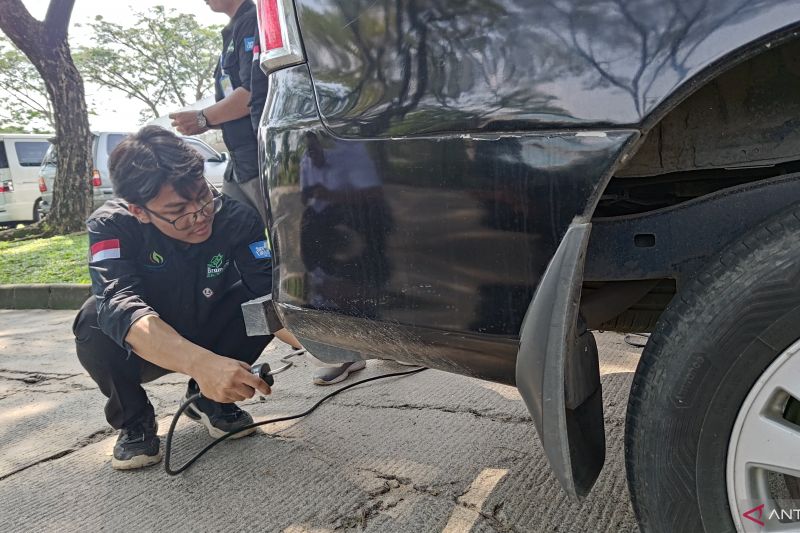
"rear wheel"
32,198,41,222
626,206,800,532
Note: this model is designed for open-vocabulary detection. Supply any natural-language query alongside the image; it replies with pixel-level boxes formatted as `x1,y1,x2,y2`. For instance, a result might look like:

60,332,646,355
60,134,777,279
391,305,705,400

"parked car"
0,134,50,225
256,1,800,531
182,135,228,189
38,132,227,216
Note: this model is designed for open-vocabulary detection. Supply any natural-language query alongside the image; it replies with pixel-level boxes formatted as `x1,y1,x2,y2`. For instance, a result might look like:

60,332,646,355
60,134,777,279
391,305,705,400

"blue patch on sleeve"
243,36,255,52
249,240,271,259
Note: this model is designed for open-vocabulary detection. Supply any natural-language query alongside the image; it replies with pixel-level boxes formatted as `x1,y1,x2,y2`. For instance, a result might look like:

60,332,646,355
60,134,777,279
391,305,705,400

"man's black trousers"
73,282,273,429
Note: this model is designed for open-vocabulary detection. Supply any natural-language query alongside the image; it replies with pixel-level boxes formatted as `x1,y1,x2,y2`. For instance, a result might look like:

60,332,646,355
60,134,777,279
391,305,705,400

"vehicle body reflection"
297,0,797,136
259,0,800,508
262,64,634,382
299,132,392,319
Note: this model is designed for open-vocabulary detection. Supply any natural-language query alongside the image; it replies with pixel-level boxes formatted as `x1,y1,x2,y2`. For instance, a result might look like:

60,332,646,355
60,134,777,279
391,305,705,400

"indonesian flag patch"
90,239,121,262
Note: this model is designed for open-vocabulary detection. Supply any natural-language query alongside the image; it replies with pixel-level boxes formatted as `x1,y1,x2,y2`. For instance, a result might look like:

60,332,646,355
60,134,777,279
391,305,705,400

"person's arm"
203,87,252,127
88,216,159,350
231,201,273,297
170,88,251,136
171,16,259,136
229,202,303,349
125,314,270,402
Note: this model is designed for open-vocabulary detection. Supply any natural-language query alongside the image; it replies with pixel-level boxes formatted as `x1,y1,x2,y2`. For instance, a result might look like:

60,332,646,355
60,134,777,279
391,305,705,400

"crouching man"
73,126,289,470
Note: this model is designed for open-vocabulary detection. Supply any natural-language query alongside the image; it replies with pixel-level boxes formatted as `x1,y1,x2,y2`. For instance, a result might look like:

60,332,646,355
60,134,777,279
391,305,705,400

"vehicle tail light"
92,170,102,187
0,180,12,193
257,0,305,74
38,176,47,192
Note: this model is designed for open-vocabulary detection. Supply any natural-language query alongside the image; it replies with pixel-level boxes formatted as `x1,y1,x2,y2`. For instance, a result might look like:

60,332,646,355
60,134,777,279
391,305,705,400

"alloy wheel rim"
727,338,800,531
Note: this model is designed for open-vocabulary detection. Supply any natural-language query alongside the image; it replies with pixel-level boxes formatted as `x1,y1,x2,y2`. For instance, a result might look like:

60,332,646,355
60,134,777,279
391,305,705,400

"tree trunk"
39,41,92,233
0,0,92,235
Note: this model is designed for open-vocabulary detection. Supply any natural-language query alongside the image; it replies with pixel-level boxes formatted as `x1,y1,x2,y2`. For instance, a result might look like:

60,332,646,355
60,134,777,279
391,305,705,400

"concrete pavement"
0,309,642,532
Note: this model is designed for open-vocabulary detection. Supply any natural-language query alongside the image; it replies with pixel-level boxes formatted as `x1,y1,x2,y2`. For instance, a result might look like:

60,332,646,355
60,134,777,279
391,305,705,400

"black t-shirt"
86,196,272,350
215,0,259,182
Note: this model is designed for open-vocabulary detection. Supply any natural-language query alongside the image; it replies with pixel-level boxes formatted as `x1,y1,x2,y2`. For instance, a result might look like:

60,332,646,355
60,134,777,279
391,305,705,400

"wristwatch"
196,110,210,129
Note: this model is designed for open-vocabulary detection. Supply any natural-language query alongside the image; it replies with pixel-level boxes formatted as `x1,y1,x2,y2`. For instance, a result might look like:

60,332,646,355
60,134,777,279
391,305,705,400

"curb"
0,284,91,310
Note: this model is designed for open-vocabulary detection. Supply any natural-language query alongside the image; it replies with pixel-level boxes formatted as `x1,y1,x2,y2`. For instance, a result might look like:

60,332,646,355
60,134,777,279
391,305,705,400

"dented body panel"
262,66,634,382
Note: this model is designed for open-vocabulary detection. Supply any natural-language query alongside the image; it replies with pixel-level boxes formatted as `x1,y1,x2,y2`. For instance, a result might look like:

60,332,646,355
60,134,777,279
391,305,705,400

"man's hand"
193,356,272,403
125,315,271,403
169,111,208,136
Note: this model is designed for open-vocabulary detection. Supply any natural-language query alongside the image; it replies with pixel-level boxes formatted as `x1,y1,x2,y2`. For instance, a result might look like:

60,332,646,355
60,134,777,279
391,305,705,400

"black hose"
164,366,427,475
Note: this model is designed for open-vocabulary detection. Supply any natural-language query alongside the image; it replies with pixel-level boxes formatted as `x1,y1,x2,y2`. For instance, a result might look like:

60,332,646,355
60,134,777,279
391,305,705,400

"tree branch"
146,17,185,107
43,0,75,44
0,0,43,57
0,80,49,112
83,65,159,110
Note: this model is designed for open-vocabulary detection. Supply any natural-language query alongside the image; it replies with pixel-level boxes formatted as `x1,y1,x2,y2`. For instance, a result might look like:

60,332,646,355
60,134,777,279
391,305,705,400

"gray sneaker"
312,360,366,385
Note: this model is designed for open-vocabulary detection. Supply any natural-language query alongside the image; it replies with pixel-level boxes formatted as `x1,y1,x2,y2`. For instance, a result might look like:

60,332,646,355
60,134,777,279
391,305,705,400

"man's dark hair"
108,126,205,205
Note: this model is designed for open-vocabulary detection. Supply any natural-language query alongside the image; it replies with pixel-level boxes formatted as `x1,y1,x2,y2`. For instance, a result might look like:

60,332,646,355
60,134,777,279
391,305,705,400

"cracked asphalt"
0,309,642,532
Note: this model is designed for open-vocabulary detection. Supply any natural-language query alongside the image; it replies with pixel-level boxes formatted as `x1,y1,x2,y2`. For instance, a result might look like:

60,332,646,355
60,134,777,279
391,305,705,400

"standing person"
169,0,265,223
74,127,276,470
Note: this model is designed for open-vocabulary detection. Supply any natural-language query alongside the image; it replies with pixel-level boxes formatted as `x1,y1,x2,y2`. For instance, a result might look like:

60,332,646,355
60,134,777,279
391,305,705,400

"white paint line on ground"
441,467,508,533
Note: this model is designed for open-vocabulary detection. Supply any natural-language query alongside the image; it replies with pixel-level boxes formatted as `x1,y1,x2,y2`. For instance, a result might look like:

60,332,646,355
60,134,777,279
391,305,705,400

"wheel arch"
581,30,800,332
523,26,800,501
586,25,800,216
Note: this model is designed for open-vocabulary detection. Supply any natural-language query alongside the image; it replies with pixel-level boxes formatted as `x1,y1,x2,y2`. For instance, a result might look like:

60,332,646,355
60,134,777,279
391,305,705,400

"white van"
0,134,51,224
39,132,227,216
39,132,128,215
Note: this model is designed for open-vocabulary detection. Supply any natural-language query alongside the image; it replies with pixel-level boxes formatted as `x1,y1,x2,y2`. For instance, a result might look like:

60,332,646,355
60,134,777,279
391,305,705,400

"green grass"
0,233,90,284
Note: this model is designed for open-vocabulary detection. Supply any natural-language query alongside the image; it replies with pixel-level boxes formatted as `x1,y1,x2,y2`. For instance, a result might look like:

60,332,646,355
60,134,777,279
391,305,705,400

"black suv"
255,1,800,531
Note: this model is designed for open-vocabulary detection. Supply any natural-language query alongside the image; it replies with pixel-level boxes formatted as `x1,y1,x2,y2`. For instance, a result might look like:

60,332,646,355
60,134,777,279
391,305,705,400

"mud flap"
515,222,605,499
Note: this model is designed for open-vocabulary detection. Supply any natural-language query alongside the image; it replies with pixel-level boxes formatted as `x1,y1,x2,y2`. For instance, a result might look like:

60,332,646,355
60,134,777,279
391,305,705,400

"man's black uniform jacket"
86,197,272,352
215,0,260,183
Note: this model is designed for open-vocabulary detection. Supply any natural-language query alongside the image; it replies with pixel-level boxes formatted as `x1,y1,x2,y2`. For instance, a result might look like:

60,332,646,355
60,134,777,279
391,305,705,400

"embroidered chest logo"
144,250,166,269
207,252,229,278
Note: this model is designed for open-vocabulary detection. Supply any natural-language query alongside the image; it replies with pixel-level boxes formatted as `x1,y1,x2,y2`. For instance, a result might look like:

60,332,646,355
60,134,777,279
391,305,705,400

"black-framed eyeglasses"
143,183,223,231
